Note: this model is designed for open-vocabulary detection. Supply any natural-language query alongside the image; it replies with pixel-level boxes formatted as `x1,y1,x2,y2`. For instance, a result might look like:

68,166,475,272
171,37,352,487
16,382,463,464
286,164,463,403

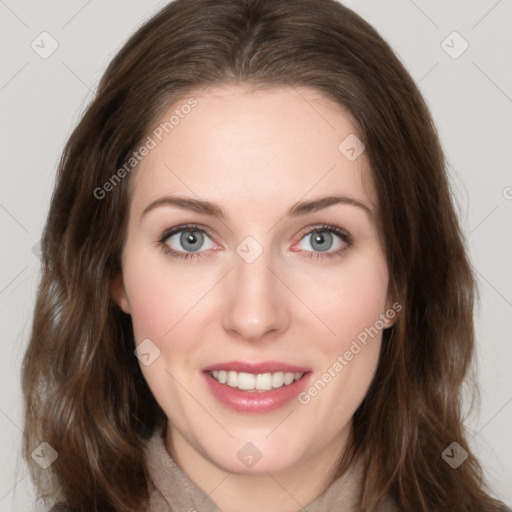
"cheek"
122,243,216,343
294,256,387,428
122,249,202,399
293,249,389,351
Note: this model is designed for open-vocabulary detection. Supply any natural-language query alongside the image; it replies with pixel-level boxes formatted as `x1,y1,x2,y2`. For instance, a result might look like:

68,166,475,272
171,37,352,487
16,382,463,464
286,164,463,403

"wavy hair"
21,0,509,510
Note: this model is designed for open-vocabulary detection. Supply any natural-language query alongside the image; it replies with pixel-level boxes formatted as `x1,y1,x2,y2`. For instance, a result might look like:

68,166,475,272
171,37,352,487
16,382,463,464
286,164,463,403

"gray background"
1,0,511,510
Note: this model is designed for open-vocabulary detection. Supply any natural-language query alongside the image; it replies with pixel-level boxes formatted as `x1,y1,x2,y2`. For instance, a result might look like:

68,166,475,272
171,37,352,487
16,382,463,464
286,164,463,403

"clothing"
143,425,399,512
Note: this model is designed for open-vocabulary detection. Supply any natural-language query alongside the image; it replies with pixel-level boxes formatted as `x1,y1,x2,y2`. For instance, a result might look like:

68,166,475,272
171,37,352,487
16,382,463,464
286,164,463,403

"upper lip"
202,360,311,374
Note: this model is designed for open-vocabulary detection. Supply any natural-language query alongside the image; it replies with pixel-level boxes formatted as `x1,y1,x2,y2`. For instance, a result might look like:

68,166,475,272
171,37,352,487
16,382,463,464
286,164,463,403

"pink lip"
202,360,311,374
202,368,312,414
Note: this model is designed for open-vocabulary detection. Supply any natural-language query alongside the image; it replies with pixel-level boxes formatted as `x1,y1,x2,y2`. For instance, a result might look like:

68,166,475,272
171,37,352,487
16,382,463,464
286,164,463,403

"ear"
110,272,131,314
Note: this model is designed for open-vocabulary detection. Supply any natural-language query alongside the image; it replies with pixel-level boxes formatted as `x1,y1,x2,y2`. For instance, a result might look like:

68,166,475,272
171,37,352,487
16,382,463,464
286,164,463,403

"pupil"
181,231,203,252
312,231,332,252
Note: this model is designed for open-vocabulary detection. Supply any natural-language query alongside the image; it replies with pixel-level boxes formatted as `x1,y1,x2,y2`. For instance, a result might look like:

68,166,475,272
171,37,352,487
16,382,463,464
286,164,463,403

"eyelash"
156,223,352,261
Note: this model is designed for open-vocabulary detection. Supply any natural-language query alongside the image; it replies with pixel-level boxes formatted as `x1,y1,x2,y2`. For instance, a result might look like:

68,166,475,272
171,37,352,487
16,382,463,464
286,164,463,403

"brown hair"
21,0,509,511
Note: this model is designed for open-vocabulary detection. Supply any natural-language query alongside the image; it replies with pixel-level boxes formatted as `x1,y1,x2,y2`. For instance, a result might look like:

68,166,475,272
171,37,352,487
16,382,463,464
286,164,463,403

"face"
112,84,394,475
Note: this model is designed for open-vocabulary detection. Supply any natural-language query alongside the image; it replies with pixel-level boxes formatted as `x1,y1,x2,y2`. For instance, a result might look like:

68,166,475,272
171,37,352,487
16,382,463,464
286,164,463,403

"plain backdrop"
1,0,511,510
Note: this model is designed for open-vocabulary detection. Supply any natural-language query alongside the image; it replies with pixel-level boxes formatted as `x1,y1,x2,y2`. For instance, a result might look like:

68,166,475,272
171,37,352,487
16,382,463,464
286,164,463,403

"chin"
202,436,307,476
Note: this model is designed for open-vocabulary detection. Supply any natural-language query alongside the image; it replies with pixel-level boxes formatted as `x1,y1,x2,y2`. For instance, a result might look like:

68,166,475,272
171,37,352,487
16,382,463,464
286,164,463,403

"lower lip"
203,372,311,413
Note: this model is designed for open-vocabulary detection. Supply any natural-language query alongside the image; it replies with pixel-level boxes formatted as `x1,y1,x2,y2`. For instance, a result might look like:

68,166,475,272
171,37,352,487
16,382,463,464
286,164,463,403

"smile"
202,365,312,413
207,370,305,392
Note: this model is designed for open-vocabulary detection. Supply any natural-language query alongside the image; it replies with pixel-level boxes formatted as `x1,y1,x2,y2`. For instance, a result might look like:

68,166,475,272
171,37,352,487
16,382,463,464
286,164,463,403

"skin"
111,84,394,512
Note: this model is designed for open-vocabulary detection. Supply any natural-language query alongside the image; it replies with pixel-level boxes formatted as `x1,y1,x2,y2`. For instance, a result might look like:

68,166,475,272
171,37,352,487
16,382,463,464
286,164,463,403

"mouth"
202,361,312,413
206,369,306,392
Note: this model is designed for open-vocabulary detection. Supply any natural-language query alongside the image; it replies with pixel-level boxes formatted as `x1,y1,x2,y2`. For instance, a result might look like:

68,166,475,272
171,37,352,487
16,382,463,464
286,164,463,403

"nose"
221,248,290,343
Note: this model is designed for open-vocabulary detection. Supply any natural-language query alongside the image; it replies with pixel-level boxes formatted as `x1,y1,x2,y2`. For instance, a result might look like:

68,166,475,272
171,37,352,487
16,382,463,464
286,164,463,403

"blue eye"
157,223,352,261
160,225,215,259
295,225,351,260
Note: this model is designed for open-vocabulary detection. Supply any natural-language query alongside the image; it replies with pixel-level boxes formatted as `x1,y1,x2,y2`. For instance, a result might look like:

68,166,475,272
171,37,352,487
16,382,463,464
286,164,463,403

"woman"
21,0,510,511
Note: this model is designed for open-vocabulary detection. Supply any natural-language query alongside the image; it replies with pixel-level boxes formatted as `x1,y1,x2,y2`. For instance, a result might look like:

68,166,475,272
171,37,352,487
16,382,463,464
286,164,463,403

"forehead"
129,84,375,217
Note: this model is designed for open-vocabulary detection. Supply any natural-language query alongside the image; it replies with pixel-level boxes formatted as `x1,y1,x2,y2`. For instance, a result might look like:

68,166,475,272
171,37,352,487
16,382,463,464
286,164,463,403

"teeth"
209,370,305,391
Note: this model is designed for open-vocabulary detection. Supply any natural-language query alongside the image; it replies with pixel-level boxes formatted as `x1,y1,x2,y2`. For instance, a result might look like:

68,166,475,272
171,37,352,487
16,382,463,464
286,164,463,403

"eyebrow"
141,194,373,220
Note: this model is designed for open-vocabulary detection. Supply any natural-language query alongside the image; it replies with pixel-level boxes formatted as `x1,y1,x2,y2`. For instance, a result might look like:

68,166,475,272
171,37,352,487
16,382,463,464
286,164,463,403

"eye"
158,224,216,260
157,223,352,261
295,225,352,260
